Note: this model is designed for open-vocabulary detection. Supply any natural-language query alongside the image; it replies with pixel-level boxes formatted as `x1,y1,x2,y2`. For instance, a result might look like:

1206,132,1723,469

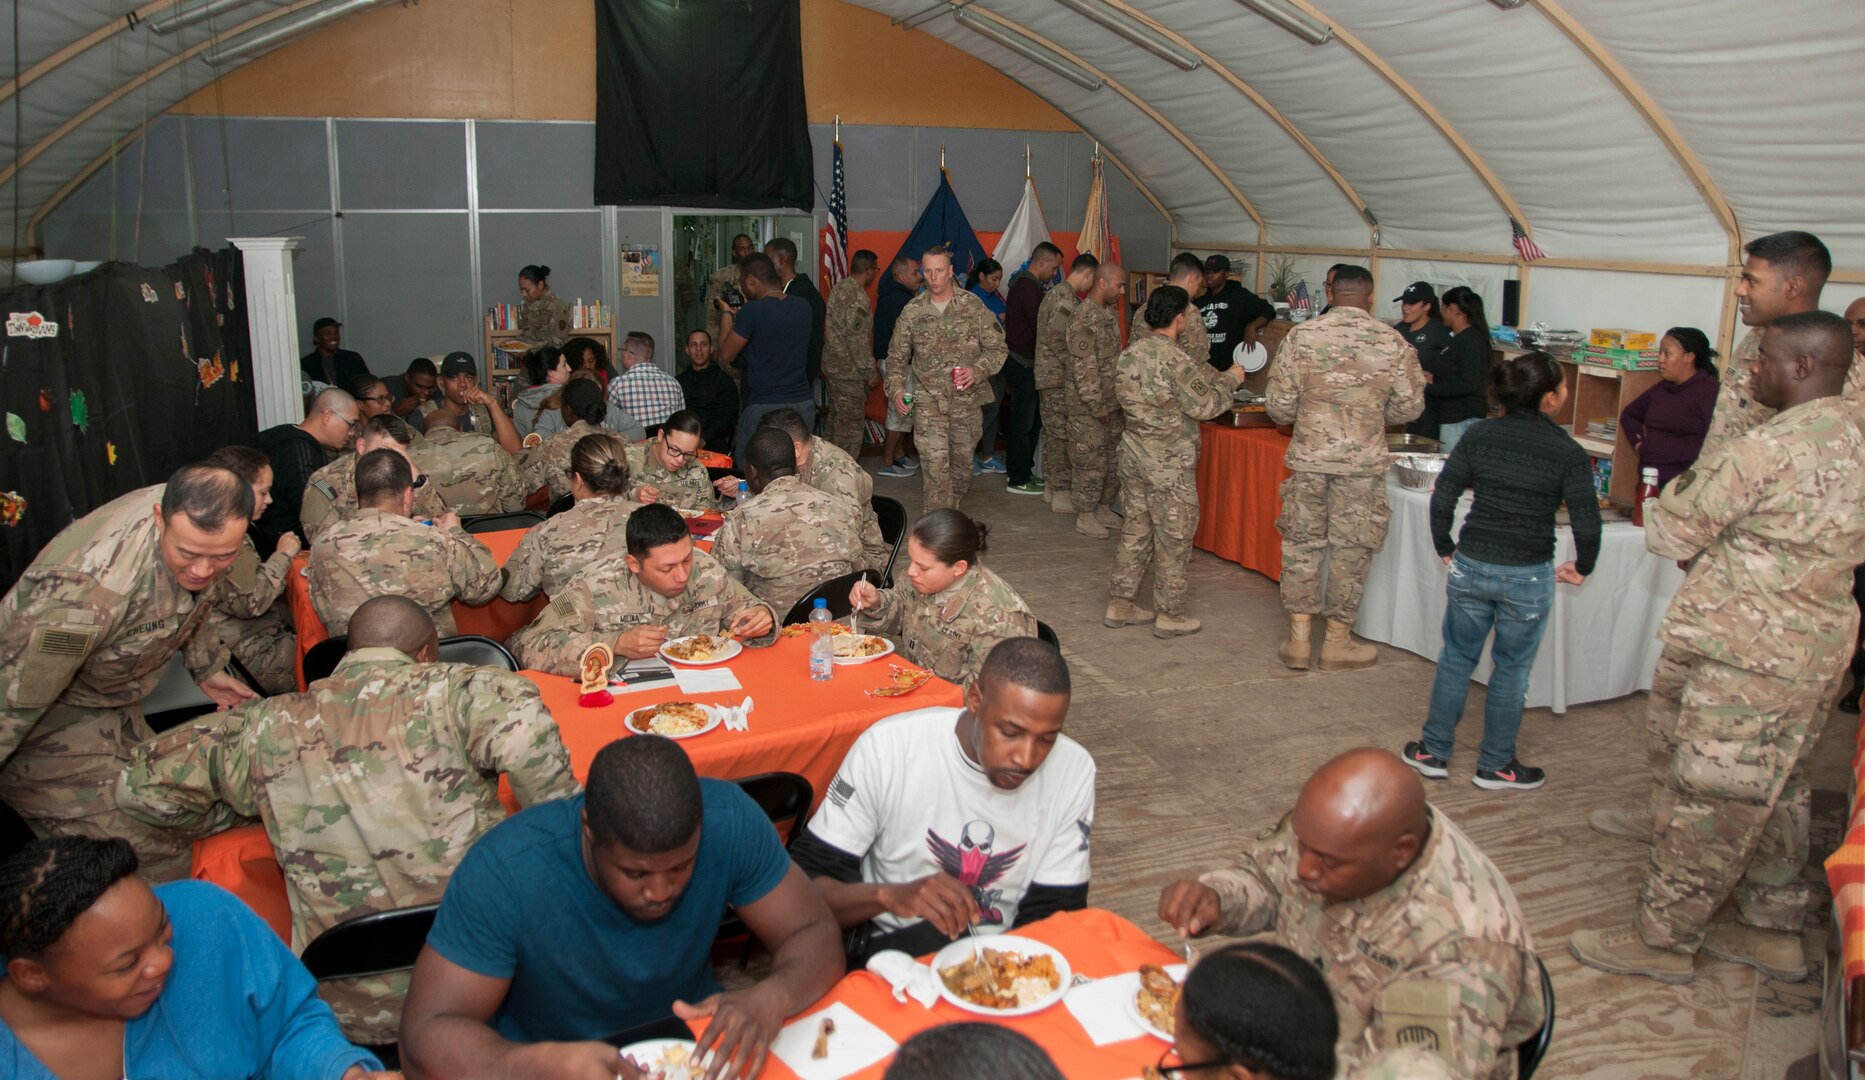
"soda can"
951,366,963,390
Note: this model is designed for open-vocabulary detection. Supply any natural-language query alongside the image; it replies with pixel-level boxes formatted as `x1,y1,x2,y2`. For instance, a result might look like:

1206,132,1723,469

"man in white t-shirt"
793,638,1095,963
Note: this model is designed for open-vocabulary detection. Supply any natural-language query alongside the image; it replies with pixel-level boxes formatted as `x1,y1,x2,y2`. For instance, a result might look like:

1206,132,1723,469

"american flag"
820,139,850,285
1511,218,1546,262
1289,279,1312,318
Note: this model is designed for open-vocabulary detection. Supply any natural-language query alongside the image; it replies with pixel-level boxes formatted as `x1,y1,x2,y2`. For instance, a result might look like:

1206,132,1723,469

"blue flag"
892,170,988,284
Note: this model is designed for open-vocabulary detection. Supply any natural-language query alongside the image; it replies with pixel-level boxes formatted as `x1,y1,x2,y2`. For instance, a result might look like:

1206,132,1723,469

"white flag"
991,177,1053,281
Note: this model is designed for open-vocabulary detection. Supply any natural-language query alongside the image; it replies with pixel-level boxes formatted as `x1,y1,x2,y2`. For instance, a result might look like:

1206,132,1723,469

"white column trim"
230,236,304,429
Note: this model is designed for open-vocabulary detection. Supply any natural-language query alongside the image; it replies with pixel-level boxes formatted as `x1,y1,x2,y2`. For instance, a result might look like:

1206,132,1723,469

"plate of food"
658,634,742,666
624,701,722,740
614,1038,699,1080
1124,963,1184,1042
832,635,894,665
865,664,933,699
932,935,1073,1018
779,622,855,640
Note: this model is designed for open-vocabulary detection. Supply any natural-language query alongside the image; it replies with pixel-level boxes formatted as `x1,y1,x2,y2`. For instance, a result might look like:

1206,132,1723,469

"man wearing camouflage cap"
116,595,578,1043
1266,265,1425,671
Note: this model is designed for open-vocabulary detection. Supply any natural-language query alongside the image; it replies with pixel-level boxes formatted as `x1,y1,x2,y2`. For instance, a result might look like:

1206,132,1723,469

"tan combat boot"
1104,598,1155,628
1050,491,1074,514
1075,513,1109,539
1094,505,1123,529
1588,808,1653,843
1701,922,1809,981
1568,925,1695,984
1317,619,1377,671
1278,614,1314,670
1153,613,1201,638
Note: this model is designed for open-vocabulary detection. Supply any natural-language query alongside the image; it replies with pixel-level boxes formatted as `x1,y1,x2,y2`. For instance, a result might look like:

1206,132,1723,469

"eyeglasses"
660,438,699,462
361,394,393,405
327,410,359,430
1153,1046,1233,1078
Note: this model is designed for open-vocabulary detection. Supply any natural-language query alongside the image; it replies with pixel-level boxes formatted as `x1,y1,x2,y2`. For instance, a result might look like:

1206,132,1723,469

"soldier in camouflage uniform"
1698,231,1864,465
823,252,880,459
1035,255,1097,514
704,234,756,366
307,450,503,636
501,433,642,602
757,407,892,572
884,248,1008,511
516,377,610,502
1065,262,1128,538
1168,254,1213,367
1265,266,1425,671
626,414,717,511
301,414,448,545
416,410,532,515
848,509,1037,687
712,430,865,612
1106,287,1245,638
509,503,775,675
200,447,300,695
1159,749,1543,1079
516,265,573,348
1571,312,1865,987
116,596,578,1042
0,467,258,880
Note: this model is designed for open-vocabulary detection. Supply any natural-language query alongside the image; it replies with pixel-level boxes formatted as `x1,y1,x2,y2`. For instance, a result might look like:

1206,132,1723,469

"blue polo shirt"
425,785,791,1042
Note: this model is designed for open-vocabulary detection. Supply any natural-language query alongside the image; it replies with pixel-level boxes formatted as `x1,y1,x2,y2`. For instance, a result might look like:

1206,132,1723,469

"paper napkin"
673,667,743,694
864,950,940,1008
1064,963,1185,1047
769,1001,898,1080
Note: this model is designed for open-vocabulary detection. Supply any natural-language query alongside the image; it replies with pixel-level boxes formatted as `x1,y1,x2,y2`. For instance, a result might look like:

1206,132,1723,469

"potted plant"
1265,256,1300,302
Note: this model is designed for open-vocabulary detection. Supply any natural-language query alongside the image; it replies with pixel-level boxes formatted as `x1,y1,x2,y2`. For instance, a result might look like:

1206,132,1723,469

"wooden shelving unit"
482,321,614,381
1541,352,1659,503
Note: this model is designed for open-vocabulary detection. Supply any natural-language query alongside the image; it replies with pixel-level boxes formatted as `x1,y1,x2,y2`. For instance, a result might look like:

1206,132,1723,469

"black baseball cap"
1203,254,1232,273
1393,281,1437,305
439,351,478,378
311,317,341,333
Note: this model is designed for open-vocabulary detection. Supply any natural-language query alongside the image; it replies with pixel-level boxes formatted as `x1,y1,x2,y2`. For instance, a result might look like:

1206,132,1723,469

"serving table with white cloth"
1354,474,1685,714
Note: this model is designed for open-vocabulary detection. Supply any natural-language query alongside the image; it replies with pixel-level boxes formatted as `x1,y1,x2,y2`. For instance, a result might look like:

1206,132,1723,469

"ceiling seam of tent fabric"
947,5,1268,238
1272,0,1536,253
1035,98,1178,246
0,0,180,104
1523,0,1743,261
1091,0,1373,235
0,0,320,190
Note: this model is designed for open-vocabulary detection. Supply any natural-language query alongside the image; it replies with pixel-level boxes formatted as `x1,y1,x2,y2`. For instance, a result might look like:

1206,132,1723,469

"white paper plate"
615,1038,700,1078
657,635,743,666
1120,969,1184,1042
831,636,895,666
1234,340,1269,373
624,703,724,741
931,934,1073,1018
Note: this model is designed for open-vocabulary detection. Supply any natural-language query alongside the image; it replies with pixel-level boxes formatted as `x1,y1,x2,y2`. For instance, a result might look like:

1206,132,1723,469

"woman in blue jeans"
1403,351,1601,790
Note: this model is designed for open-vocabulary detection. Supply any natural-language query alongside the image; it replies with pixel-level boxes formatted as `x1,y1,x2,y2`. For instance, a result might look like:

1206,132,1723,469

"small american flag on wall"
1511,219,1547,262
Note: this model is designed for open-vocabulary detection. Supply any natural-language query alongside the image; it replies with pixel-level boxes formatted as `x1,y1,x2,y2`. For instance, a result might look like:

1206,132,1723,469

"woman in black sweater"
1424,286,1493,452
1402,351,1600,791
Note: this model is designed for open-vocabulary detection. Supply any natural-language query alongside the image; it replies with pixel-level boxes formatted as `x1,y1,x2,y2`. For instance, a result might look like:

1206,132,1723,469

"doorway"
673,214,763,365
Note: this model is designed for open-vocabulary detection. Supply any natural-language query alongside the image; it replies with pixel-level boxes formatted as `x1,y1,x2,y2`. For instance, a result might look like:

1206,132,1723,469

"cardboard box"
1579,346,1659,371
1590,328,1658,350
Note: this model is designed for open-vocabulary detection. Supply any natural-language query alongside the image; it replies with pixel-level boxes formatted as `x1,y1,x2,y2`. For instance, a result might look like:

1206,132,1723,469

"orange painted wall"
175,0,1074,131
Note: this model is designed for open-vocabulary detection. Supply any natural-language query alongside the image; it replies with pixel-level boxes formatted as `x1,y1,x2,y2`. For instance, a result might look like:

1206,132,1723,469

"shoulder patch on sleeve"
1669,469,1695,495
1377,979,1458,1059
15,625,97,708
309,479,337,501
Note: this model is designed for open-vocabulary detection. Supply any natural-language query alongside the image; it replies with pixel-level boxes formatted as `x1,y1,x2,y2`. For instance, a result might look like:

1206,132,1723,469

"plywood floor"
865,459,1854,1079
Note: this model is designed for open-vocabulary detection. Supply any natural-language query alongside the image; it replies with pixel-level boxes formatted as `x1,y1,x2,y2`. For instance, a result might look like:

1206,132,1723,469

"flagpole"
834,113,840,144
1024,143,1031,180
940,143,946,172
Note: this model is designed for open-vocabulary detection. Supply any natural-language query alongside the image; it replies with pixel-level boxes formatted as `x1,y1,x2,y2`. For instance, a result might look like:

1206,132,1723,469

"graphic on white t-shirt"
928,822,1025,926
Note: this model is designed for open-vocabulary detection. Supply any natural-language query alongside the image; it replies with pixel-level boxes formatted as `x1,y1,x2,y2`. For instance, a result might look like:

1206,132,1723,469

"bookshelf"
1520,348,1659,504
482,316,615,412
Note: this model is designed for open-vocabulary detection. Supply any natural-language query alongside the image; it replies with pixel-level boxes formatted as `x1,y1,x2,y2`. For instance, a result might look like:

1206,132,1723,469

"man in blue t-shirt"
399,736,844,1080
719,252,816,460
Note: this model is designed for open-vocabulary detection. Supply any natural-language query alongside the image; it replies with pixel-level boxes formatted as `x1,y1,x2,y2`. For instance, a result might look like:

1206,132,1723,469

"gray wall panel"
477,212,604,326
476,122,596,210
187,117,330,212
195,212,340,361
339,214,476,365
336,120,467,210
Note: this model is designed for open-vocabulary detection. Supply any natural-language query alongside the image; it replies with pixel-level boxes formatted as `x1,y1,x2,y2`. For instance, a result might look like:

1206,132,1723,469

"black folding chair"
1518,956,1555,1079
707,466,741,485
782,568,881,627
302,637,348,685
299,903,440,1070
546,491,575,517
459,511,544,534
144,654,269,734
714,772,815,962
1036,621,1060,649
870,495,908,587
437,635,520,672
0,799,35,861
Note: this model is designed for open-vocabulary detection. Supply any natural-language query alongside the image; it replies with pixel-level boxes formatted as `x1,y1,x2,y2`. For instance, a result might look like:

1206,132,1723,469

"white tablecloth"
1354,475,1685,714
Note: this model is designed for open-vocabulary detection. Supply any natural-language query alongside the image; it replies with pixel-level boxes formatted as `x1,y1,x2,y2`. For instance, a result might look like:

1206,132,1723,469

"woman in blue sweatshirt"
0,837,387,1080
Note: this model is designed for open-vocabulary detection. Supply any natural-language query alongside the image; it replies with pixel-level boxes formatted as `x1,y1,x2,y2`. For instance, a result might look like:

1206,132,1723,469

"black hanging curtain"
0,253,256,592
594,0,814,210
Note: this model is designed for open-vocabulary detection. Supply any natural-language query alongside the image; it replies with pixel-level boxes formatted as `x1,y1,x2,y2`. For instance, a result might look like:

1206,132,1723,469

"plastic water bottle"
736,480,749,510
808,598,834,681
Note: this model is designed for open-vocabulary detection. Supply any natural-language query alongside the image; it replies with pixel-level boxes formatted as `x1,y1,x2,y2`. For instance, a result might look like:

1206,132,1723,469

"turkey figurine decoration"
577,642,615,707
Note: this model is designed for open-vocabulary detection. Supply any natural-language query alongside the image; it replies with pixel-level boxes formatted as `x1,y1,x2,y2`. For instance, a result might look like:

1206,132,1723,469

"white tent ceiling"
5,0,1863,273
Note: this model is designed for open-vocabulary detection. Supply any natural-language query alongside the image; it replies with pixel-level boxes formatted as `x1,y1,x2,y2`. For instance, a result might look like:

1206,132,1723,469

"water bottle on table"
809,598,834,681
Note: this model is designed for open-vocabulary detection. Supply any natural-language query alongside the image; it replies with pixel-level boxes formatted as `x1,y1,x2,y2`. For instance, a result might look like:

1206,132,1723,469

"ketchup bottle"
1632,467,1659,527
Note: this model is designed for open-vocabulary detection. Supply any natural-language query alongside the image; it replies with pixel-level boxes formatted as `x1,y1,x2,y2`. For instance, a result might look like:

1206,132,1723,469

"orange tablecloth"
693,908,1179,1080
1192,424,1291,581
195,636,961,940
1825,732,1865,982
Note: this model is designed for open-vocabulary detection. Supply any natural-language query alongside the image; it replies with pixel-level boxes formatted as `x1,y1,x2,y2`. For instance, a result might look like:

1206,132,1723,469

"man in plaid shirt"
607,331,687,429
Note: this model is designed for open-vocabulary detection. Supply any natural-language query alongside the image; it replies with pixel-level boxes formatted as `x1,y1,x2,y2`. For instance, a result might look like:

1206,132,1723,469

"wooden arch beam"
960,7,1268,240
1528,0,1742,260
1275,0,1538,246
0,0,187,104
